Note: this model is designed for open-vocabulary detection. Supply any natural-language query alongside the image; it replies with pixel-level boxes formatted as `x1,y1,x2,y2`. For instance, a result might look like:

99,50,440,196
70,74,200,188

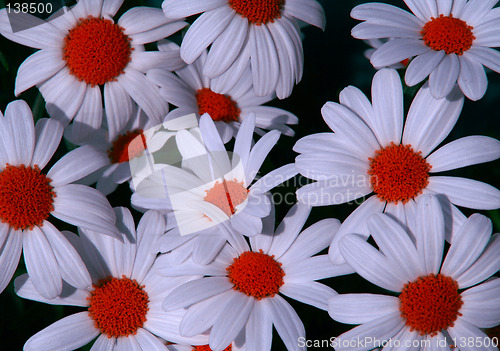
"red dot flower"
17,209,209,350
0,0,187,142
293,69,500,266
161,203,346,351
351,0,500,100
0,100,119,299
329,195,500,350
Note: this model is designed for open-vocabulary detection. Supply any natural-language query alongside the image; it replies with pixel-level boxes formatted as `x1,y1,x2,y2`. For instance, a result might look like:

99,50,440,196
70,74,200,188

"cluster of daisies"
0,0,499,350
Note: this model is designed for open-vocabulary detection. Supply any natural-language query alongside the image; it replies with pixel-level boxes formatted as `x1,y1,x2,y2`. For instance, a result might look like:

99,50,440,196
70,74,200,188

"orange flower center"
0,164,55,230
196,88,240,123
399,274,463,336
228,0,285,25
204,179,248,217
63,16,133,86
87,276,149,338
227,250,285,299
107,130,147,164
368,142,431,204
193,345,232,351
421,15,475,55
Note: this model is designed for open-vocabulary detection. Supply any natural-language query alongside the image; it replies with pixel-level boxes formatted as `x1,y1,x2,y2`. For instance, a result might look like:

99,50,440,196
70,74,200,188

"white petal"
15,48,64,96
404,0,437,21
370,39,430,69
403,82,464,157
465,46,500,73
448,318,498,351
104,80,134,142
71,85,103,143
330,311,404,351
245,130,280,182
246,300,273,351
328,293,399,324
32,118,63,170
329,196,385,265
284,0,326,29
455,233,500,288
284,255,354,281
210,293,253,351
4,99,35,165
427,136,500,173
0,229,23,293
441,214,492,278
415,195,445,275
135,328,168,351
268,295,306,351
351,3,423,31
203,13,247,78
180,6,234,64
296,178,371,206
162,0,226,18
457,53,488,101
460,0,498,26
340,234,406,292
250,24,280,96
426,176,500,210
338,85,375,132
352,22,421,40
429,53,460,99
23,225,62,299
460,278,500,328
371,69,404,147
250,164,298,195
51,184,119,236
24,312,99,351
405,50,445,86
41,220,91,290
280,281,336,311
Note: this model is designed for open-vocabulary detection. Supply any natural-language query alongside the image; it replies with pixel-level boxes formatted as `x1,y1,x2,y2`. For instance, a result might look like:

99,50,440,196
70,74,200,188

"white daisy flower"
132,113,297,254
160,203,353,351
0,0,186,142
293,69,500,263
147,48,299,143
351,0,500,100
15,208,208,351
329,195,500,351
0,100,118,299
162,0,326,98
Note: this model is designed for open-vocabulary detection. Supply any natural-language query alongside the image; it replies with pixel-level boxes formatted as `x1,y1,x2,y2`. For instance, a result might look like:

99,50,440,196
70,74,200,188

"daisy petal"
460,0,498,26
285,255,354,281
15,48,65,96
429,53,460,99
280,281,336,311
246,300,273,351
427,136,500,173
24,312,99,351
104,81,134,142
268,295,306,351
71,85,103,143
51,184,119,236
0,228,23,293
351,3,423,30
457,53,488,101
180,6,233,64
460,278,500,328
48,145,108,187
441,214,492,279
328,293,400,324
284,0,326,29
23,226,62,299
465,46,500,73
296,179,372,206
448,318,498,351
250,24,280,96
245,130,280,182
162,0,226,18
331,311,404,351
403,82,463,157
32,118,63,169
135,328,167,351
340,234,406,292
426,176,500,210
405,50,445,86
370,39,430,69
5,99,35,165
210,293,253,351
455,233,500,288
404,0,437,21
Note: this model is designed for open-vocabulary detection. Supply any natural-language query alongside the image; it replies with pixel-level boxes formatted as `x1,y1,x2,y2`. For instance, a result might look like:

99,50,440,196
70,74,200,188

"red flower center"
227,250,285,299
228,0,285,25
399,274,463,336
193,345,232,351
63,16,133,86
196,88,240,123
204,179,248,217
0,164,55,230
368,142,431,204
421,15,475,55
107,130,147,164
87,276,149,338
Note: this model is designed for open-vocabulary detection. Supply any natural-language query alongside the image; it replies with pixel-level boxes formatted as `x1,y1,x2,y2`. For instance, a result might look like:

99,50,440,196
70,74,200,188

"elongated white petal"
329,293,399,324
460,278,500,328
285,255,354,281
104,80,134,142
268,295,306,351
0,229,23,293
457,53,488,101
32,118,63,170
246,300,273,351
370,39,429,69
284,0,326,29
429,53,460,99
405,50,445,86
448,318,498,351
250,24,280,96
24,312,99,351
280,281,336,311
4,100,35,166
162,0,225,18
